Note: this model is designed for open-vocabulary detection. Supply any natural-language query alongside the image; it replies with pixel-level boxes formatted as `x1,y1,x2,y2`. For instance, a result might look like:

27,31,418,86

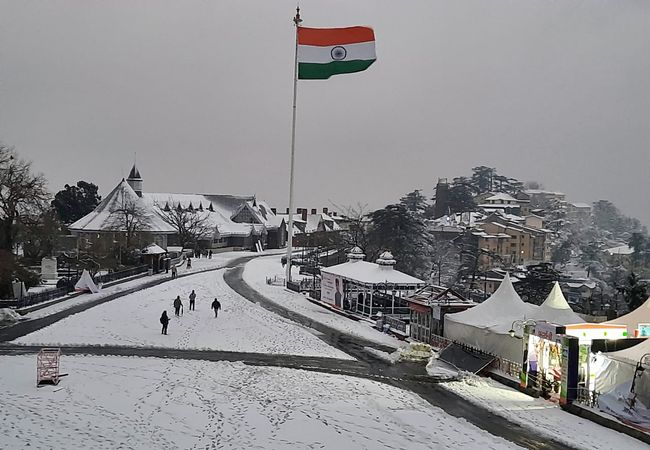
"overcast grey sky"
1,0,649,224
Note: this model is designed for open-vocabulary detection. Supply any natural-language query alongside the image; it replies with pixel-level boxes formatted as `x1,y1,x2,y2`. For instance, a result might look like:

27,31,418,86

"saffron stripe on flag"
297,26,375,46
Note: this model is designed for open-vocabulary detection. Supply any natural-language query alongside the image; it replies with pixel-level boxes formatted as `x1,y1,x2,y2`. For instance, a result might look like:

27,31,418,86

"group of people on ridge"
159,289,222,335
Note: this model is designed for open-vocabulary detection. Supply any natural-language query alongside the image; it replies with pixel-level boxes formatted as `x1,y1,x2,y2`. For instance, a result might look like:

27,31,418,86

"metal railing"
575,386,599,408
17,286,73,308
95,265,148,284
430,334,453,351
489,356,522,379
266,275,286,286
384,316,407,333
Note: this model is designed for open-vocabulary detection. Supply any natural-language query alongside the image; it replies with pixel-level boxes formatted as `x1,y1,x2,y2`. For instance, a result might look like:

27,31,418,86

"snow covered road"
14,269,351,360
0,355,523,450
242,255,402,349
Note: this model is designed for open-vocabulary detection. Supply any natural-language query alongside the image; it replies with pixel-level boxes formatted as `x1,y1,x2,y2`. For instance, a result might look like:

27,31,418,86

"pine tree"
367,204,430,278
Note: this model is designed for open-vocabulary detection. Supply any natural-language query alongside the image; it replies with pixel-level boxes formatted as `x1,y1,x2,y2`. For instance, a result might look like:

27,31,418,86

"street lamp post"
509,319,545,388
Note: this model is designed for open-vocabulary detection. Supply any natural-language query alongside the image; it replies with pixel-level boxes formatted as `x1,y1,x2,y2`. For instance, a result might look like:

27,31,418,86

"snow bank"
0,308,21,326
243,255,404,349
0,355,522,449
443,375,647,449
426,352,460,380
15,269,351,360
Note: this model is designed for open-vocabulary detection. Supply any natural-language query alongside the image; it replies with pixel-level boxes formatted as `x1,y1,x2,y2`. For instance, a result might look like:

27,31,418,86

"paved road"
223,262,575,450
0,255,257,343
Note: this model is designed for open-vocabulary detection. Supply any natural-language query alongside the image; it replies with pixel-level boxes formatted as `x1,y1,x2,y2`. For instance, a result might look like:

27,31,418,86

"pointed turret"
126,164,143,197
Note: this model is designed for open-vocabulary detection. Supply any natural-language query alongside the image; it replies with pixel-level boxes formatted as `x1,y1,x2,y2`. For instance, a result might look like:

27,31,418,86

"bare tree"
330,202,370,253
107,197,151,250
155,201,213,249
0,145,49,251
428,236,460,286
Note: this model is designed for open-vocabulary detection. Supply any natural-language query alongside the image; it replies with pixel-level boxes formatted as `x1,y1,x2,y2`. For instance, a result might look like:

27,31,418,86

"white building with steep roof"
69,164,286,251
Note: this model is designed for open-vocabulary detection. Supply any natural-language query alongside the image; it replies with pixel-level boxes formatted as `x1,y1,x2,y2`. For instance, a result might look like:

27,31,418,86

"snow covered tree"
400,190,428,217
52,181,101,224
471,166,496,194
621,272,647,312
442,177,476,214
551,240,572,268
367,204,430,278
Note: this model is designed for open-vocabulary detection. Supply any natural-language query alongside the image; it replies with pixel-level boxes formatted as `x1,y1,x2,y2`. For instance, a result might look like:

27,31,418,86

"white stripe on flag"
298,41,376,64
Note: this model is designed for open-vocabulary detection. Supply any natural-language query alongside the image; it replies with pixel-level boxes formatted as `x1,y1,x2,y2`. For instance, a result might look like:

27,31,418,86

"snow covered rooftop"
277,213,341,234
604,244,634,256
321,260,425,285
69,179,176,234
70,176,281,239
485,193,518,202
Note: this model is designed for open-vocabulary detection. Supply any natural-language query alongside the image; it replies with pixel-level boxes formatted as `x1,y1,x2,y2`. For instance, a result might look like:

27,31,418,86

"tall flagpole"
286,7,302,283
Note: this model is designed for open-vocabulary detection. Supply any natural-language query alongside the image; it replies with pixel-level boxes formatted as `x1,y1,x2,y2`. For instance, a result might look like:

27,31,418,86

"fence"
17,286,72,308
17,264,149,308
95,265,148,284
384,316,407,334
266,275,286,286
488,356,522,380
430,334,453,351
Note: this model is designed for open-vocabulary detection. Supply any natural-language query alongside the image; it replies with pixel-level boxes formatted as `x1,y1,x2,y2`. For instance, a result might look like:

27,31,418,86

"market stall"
320,248,425,316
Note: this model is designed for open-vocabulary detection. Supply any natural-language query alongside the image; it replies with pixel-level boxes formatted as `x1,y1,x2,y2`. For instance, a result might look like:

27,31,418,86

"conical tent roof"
75,269,99,293
605,296,650,333
604,337,650,364
445,273,537,328
533,281,585,325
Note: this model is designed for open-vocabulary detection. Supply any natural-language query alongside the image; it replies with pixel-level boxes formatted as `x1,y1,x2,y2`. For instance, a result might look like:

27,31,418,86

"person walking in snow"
160,311,170,335
211,298,221,318
173,296,183,316
171,264,177,279
186,258,192,269
189,290,196,310
208,250,213,259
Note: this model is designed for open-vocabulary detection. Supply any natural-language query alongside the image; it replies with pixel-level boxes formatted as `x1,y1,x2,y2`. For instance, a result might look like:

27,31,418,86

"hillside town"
2,2,650,449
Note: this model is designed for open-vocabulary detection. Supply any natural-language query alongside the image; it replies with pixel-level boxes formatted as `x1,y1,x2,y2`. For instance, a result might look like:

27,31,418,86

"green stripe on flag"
298,59,376,80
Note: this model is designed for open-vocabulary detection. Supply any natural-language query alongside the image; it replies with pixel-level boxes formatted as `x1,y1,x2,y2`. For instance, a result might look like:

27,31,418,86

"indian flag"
297,26,376,80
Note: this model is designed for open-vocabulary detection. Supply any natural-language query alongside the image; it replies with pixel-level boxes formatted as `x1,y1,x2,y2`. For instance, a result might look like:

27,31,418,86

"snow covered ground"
443,375,647,450
0,355,522,449
15,269,351,360
243,255,403,349
19,251,254,321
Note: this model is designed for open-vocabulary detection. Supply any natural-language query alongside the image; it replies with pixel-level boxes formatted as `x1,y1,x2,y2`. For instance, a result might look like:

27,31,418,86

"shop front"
521,322,579,405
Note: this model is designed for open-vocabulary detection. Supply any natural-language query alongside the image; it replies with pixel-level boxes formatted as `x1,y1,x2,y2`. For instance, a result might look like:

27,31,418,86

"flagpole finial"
294,6,302,26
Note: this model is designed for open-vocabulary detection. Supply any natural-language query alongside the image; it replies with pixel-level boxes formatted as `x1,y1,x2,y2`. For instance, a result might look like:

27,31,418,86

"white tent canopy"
74,270,100,294
531,282,585,325
605,296,650,335
593,339,650,408
444,273,538,361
